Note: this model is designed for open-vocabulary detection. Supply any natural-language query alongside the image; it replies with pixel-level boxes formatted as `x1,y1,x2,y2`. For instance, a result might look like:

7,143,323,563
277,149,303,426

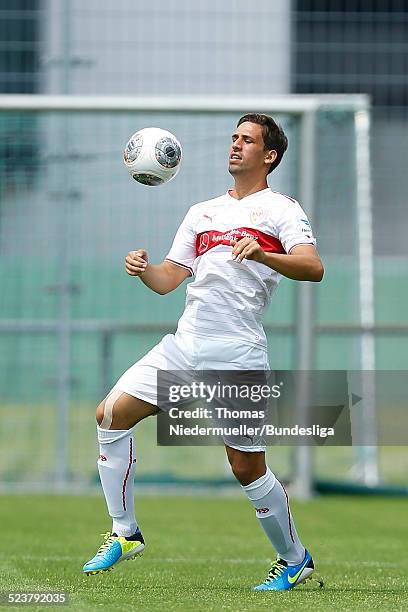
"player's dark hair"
237,113,288,174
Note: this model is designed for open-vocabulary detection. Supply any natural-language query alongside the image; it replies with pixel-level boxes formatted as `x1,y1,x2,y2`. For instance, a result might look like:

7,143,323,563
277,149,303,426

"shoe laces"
96,532,117,556
265,558,287,583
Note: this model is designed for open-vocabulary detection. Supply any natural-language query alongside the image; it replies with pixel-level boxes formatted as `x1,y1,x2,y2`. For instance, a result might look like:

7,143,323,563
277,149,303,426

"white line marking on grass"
317,560,400,567
10,555,270,564
8,556,401,568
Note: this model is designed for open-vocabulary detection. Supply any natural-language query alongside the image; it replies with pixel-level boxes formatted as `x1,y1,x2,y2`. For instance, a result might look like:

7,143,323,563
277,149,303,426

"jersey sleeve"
275,201,317,254
165,207,197,275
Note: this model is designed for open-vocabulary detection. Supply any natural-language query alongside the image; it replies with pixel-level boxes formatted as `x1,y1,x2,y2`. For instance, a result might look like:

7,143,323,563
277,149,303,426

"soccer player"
83,113,324,591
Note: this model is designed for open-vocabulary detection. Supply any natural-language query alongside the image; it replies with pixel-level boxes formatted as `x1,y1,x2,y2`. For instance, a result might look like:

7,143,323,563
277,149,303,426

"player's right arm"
126,205,197,294
125,249,190,295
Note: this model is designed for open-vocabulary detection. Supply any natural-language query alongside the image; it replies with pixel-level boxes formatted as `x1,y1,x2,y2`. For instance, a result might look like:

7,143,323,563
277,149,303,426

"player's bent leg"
225,445,323,591
83,391,158,575
95,390,160,430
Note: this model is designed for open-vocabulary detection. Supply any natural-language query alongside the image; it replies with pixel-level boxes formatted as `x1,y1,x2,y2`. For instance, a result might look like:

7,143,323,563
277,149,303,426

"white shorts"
114,331,269,452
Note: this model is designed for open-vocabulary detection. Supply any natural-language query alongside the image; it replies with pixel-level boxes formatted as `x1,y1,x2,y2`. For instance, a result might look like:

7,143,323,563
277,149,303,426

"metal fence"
0,1,407,491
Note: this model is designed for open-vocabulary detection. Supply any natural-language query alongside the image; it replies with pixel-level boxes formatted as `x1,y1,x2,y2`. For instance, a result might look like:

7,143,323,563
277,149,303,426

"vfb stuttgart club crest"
250,207,266,225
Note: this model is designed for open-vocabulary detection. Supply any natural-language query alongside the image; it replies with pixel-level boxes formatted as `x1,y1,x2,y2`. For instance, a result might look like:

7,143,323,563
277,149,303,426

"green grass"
1,495,407,611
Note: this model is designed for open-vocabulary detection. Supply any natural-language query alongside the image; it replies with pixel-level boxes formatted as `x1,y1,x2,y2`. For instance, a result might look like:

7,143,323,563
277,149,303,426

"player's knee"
229,457,254,485
96,388,123,428
96,402,105,426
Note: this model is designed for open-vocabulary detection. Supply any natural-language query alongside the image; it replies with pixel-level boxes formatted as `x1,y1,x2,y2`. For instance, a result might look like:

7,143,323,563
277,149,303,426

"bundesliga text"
167,423,335,438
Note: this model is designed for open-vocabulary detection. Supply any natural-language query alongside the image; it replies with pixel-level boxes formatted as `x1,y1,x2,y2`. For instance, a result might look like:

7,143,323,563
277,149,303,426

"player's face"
228,122,275,176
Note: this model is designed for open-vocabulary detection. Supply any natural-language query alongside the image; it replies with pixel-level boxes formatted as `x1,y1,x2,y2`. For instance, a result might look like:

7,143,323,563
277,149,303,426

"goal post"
0,94,376,494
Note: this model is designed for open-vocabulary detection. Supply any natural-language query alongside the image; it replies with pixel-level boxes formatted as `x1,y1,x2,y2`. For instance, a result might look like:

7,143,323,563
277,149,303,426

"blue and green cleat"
82,530,145,575
254,549,324,591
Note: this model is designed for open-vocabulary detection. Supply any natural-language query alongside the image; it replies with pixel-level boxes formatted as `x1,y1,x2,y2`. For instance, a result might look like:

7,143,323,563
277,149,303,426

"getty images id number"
1,592,68,605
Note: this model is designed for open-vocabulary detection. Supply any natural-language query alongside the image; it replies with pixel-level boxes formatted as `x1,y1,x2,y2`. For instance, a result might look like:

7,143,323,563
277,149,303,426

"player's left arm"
230,239,324,282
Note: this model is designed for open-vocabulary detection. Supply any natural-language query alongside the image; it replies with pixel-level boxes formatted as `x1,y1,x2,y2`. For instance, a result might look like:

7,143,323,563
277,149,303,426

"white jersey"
165,187,316,349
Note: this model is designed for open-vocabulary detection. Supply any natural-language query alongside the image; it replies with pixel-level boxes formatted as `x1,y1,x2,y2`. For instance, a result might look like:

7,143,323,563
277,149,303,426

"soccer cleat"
254,549,324,591
82,530,145,575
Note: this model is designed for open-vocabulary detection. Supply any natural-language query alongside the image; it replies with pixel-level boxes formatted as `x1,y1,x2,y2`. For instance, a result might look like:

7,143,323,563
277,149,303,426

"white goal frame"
0,94,375,496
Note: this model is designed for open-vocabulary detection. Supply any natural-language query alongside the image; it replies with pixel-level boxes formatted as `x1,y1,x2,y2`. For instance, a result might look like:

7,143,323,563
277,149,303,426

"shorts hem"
113,385,158,408
175,329,268,352
223,441,266,452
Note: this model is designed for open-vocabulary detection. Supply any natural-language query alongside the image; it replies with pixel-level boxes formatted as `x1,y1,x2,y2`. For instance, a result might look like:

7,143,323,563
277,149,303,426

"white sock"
97,425,138,537
242,467,305,565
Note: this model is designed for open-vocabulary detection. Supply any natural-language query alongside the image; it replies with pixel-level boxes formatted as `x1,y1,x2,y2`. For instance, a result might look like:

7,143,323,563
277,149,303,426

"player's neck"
230,177,268,201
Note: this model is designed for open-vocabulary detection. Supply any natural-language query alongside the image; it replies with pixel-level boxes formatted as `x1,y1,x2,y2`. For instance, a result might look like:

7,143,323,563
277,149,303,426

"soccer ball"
123,127,182,186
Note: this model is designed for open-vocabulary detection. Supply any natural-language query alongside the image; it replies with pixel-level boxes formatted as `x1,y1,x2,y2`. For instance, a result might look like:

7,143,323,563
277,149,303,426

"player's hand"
230,238,266,264
125,249,148,276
